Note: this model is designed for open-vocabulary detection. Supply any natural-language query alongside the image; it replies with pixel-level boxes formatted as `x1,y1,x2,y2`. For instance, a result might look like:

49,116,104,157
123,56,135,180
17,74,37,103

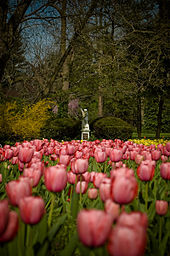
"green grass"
132,132,170,139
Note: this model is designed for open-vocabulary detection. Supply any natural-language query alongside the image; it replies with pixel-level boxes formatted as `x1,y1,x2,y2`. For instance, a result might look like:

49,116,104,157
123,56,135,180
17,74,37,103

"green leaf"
35,241,49,256
77,241,92,256
71,186,79,219
48,214,67,242
59,232,78,256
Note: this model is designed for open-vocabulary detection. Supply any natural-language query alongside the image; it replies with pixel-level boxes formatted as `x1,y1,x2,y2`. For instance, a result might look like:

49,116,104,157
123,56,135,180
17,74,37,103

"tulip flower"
6,180,32,206
23,167,42,187
155,200,168,216
93,173,107,188
151,150,161,161
0,200,9,236
88,188,98,200
0,211,19,242
77,209,112,247
4,149,14,160
44,165,67,192
67,171,76,184
110,149,123,162
73,158,89,174
0,174,2,183
104,199,120,222
137,161,155,181
160,162,170,180
107,212,148,256
18,147,34,163
99,178,111,202
76,181,88,194
111,172,138,204
165,142,170,152
94,151,107,163
59,154,70,166
19,196,45,224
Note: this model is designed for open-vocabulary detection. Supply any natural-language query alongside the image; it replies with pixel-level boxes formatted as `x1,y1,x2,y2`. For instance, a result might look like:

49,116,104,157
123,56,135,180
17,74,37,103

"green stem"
145,182,148,211
26,224,32,248
80,175,82,208
159,217,163,245
48,193,55,228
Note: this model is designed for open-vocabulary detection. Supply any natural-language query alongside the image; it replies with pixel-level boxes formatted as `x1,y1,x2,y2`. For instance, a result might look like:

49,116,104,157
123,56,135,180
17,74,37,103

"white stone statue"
80,108,89,129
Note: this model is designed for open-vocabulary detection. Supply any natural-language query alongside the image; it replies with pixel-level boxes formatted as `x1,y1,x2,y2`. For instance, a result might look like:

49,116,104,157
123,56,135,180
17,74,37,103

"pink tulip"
160,162,170,180
93,173,107,188
66,144,75,155
67,171,76,184
19,196,45,224
104,199,120,222
108,212,148,256
0,200,9,236
165,142,170,152
161,155,168,162
44,165,67,192
88,188,98,199
4,149,13,160
137,161,155,181
23,167,42,187
76,181,88,194
151,150,161,161
94,151,107,163
18,147,34,163
110,149,123,162
156,200,168,215
59,154,70,166
74,158,89,174
0,174,2,183
0,211,19,242
77,209,112,247
135,154,144,165
99,178,111,202
6,180,32,206
111,174,138,204
82,172,91,183
130,151,138,161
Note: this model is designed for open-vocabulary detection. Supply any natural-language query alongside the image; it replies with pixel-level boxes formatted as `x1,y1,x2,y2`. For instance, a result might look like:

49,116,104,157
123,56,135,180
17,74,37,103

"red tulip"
0,211,19,242
160,162,170,180
67,171,76,184
77,209,112,247
137,161,155,181
18,147,34,163
0,200,9,236
108,212,148,256
155,200,168,215
6,180,32,206
44,165,67,192
19,196,45,224
88,188,98,199
110,149,123,162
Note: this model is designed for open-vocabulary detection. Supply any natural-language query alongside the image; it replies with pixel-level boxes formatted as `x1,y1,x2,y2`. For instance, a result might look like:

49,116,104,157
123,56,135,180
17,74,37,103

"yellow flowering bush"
1,99,53,140
129,138,170,147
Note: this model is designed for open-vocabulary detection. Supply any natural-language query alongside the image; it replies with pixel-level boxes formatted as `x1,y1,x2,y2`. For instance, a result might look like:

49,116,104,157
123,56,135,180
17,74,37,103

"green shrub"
41,117,81,141
93,116,134,140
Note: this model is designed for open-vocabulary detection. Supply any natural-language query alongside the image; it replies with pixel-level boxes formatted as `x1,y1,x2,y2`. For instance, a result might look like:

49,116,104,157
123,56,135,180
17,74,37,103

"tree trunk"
60,0,69,91
136,93,142,139
156,96,164,139
98,92,103,117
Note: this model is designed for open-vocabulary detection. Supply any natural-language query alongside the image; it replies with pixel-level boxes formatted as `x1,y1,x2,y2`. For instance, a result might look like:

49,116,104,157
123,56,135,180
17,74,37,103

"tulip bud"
74,158,89,174
137,161,155,181
88,188,98,199
77,209,112,247
6,180,32,206
18,147,34,163
19,196,45,224
160,162,170,180
0,200,9,236
44,165,67,192
110,149,123,162
155,200,168,215
76,181,88,194
104,199,120,222
0,211,19,242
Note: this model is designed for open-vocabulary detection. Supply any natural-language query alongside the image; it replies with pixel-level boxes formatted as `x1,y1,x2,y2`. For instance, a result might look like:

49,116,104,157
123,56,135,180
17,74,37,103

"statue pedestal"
81,124,90,141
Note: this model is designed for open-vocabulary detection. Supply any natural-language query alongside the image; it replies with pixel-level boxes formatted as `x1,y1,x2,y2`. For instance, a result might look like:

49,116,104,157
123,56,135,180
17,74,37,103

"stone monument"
80,108,90,140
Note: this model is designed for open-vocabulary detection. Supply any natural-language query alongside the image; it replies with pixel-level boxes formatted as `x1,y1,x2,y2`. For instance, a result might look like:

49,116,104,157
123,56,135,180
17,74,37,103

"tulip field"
0,138,170,256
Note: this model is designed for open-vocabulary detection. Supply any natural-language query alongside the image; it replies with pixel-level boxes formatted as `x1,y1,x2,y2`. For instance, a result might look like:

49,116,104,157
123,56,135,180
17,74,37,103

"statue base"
81,125,90,141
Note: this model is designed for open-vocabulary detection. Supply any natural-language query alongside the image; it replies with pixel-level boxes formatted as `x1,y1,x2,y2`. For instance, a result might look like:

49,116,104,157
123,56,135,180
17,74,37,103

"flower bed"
0,138,170,256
